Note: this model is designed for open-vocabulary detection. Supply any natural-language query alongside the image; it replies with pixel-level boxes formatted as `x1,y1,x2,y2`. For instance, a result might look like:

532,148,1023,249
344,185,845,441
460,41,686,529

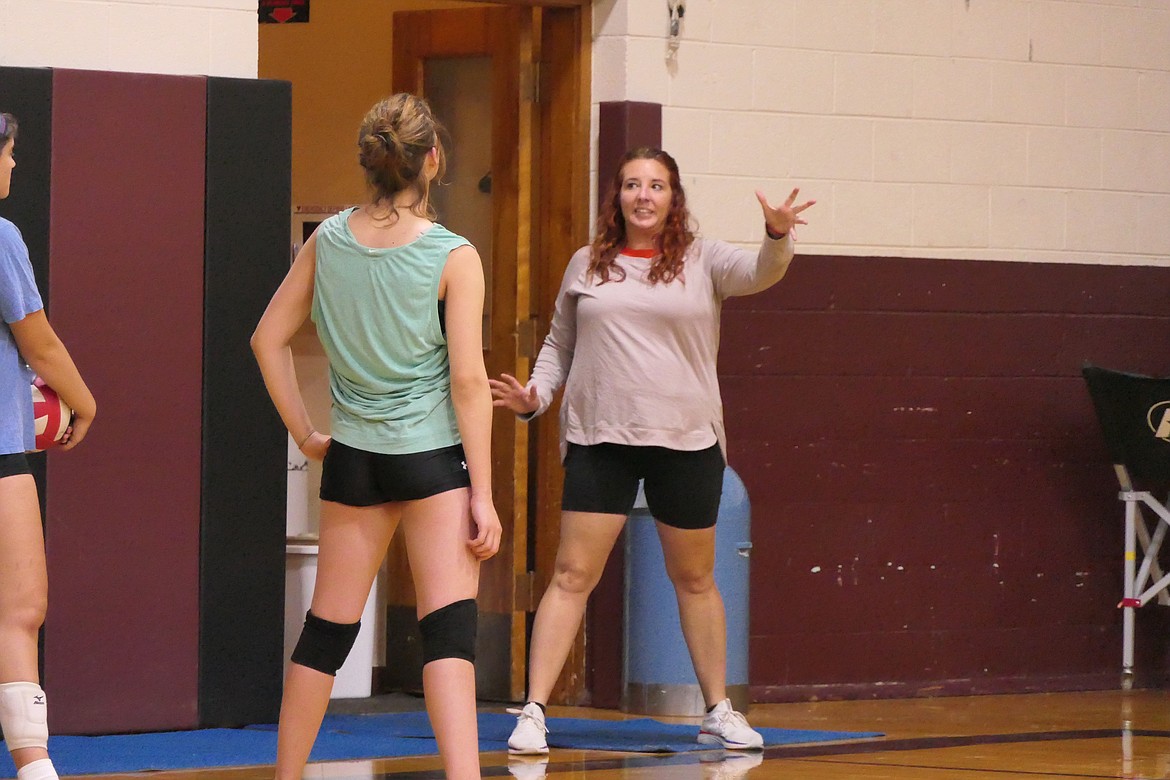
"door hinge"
521,61,541,104
518,318,542,359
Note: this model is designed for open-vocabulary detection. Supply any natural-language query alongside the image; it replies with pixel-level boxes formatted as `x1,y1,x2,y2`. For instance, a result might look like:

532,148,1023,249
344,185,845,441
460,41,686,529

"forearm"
252,342,314,444
525,344,566,417
21,335,95,419
758,231,795,285
451,373,494,498
738,233,795,293
523,253,583,416
250,229,317,444
713,234,795,298
524,314,580,418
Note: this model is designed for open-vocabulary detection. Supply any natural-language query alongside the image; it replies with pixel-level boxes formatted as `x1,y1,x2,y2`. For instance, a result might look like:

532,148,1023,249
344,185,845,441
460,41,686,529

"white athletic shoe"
702,751,764,779
506,702,550,755
507,755,549,779
697,699,764,750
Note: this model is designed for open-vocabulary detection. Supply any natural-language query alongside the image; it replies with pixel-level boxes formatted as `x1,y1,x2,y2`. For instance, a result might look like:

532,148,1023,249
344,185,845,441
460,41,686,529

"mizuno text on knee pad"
0,681,49,751
418,598,477,664
290,611,360,675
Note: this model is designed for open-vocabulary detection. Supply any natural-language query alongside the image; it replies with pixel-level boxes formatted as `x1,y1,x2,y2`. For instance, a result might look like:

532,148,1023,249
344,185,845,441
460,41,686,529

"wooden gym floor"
73,688,1170,779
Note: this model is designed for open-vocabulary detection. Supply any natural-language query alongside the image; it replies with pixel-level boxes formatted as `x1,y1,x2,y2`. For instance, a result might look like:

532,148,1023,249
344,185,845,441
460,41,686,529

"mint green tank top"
311,207,471,454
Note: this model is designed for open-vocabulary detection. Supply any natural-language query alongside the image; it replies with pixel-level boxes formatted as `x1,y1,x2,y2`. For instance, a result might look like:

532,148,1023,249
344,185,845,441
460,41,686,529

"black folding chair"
1083,364,1170,687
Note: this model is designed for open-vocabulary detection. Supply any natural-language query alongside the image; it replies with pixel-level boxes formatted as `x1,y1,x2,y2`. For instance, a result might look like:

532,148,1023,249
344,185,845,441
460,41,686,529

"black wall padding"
200,76,292,727
0,65,53,681
0,67,52,295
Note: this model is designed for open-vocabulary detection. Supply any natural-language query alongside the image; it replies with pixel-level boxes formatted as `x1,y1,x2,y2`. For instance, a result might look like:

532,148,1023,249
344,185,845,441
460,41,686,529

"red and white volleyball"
31,377,72,451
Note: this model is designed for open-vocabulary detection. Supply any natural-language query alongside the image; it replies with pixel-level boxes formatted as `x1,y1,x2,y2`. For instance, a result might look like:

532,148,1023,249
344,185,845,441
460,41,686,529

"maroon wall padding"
721,255,1170,701
45,70,206,733
585,102,663,709
596,102,661,211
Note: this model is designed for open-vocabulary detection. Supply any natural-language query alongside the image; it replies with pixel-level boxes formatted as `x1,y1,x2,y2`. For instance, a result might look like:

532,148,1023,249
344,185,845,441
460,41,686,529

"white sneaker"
507,755,549,779
703,751,764,779
697,699,764,750
506,702,550,755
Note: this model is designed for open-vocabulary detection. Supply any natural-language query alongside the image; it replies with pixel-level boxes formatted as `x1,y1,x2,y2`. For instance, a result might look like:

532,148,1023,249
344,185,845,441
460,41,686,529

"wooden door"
527,7,593,705
389,3,589,704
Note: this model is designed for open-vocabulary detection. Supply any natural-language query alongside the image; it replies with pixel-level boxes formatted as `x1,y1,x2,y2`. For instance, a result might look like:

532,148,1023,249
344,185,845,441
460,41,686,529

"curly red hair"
589,147,695,285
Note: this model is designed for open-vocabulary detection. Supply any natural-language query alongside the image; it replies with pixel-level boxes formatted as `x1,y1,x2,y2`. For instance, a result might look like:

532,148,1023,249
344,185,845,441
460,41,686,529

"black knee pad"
418,598,477,665
290,611,361,675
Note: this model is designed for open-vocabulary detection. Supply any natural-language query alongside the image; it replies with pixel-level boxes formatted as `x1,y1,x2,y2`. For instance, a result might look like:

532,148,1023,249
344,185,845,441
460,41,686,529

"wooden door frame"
393,0,591,704
528,2,593,705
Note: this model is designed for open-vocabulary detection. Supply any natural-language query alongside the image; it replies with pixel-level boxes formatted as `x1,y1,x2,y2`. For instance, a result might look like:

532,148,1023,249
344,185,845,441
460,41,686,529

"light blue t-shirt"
311,208,471,454
0,218,43,455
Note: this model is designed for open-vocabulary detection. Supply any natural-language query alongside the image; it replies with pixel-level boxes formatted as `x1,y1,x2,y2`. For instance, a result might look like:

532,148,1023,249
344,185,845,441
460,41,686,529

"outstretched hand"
489,373,539,415
756,187,816,237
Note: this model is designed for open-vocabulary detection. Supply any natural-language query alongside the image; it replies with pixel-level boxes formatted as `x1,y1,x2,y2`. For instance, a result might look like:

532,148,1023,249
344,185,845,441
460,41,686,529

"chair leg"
1123,499,1138,685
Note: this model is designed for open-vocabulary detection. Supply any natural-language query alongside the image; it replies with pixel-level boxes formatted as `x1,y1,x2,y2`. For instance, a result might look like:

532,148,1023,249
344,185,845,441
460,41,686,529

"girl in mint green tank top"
311,207,470,455
252,93,500,780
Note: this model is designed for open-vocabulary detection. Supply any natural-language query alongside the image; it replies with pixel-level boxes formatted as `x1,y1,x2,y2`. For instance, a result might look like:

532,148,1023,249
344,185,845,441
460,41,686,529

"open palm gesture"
756,187,815,237
489,373,539,415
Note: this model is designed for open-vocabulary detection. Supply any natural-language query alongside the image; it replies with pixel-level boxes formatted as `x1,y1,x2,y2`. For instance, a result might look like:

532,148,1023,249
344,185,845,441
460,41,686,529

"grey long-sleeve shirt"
526,233,795,461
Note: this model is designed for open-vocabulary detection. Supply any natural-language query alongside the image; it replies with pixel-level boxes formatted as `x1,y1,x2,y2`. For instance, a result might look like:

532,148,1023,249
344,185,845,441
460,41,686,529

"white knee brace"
0,681,49,751
17,758,58,780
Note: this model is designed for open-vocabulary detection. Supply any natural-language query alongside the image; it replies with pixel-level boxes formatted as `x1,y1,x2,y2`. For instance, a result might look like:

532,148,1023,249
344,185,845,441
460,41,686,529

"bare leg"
274,501,400,780
0,474,51,771
401,489,482,780
657,522,726,707
525,511,626,705
422,659,478,777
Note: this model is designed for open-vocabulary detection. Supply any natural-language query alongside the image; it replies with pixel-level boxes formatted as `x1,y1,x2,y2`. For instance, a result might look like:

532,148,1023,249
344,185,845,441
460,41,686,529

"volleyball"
31,377,72,451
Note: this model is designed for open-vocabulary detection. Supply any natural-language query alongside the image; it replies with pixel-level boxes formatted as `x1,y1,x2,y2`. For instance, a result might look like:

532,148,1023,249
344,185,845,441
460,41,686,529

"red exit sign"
259,0,309,24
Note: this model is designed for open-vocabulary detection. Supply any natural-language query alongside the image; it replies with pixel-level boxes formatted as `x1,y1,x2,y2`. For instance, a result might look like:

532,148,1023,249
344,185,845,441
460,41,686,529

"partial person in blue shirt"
0,111,97,780
252,93,500,780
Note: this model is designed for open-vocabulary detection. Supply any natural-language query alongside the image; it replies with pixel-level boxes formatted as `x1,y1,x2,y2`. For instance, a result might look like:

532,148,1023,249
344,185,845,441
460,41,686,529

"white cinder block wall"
3,0,1166,263
594,0,1170,265
0,0,258,78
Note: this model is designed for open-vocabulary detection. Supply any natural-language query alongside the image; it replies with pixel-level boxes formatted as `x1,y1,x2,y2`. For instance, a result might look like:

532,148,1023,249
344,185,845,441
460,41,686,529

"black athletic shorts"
561,442,725,530
319,440,471,506
0,452,32,480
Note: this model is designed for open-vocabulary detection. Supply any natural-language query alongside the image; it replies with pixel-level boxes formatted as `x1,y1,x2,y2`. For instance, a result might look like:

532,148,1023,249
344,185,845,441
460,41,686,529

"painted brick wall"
721,254,1170,698
594,0,1170,265
0,0,258,78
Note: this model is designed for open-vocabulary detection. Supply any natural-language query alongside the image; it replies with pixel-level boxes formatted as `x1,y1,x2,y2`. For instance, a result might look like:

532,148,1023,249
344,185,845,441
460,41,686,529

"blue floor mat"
496,714,879,753
1,711,881,776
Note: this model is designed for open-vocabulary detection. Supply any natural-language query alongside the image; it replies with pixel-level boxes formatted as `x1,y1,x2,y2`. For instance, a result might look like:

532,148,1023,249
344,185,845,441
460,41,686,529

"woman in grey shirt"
492,147,813,755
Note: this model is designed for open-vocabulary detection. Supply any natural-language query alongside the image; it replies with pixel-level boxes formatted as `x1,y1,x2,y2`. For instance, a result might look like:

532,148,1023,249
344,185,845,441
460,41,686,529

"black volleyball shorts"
0,452,32,480
319,440,471,506
561,442,724,529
